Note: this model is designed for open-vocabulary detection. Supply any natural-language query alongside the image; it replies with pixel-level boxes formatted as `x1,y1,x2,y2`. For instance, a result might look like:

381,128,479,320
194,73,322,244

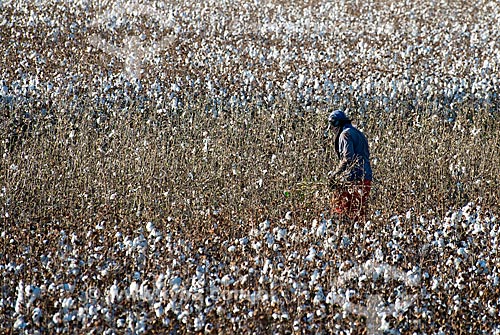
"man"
326,109,373,221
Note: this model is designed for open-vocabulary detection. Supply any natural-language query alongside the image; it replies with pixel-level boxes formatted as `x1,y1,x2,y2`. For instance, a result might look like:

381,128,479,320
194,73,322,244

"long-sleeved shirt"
334,123,373,181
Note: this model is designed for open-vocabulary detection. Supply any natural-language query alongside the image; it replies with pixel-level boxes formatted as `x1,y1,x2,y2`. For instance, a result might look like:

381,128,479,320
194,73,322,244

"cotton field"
1,0,500,334
3,205,500,334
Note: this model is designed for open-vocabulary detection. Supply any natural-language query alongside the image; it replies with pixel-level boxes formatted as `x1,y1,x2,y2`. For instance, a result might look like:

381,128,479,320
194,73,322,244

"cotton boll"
15,281,24,314
378,312,390,331
341,236,351,247
25,284,41,304
316,221,327,237
263,258,271,274
476,259,488,274
129,281,139,300
155,274,165,290
457,247,468,258
259,220,270,231
154,302,164,317
194,314,205,331
32,307,42,324
108,281,119,304
171,277,182,292
305,248,316,262
326,291,339,305
52,312,62,324
265,232,275,248
276,228,287,241
62,297,74,309
313,288,325,305
345,289,356,302
431,278,439,291
14,316,27,330
310,270,320,286
136,319,147,333
221,275,234,286
205,323,214,332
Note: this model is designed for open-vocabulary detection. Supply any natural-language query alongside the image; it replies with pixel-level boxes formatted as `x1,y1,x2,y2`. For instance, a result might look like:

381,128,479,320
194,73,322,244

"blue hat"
328,109,350,123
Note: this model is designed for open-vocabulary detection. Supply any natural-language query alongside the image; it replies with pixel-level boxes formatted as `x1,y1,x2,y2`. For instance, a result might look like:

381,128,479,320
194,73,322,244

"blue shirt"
336,124,373,181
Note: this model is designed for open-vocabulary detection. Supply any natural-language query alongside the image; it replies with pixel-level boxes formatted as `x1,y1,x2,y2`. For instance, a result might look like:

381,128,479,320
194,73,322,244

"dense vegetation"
1,0,499,333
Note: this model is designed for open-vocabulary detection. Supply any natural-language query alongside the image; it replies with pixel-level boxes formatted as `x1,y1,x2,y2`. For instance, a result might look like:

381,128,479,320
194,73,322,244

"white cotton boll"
15,281,24,314
170,277,182,292
136,319,147,333
345,289,356,302
405,269,421,286
316,221,326,237
305,248,316,262
313,288,325,305
326,291,340,305
276,228,287,240
154,302,164,317
457,247,468,258
62,297,74,309
252,241,261,251
327,235,336,245
310,270,320,286
52,312,62,324
379,312,390,331
227,245,236,252
239,237,249,245
194,315,205,331
205,296,214,307
266,232,275,247
129,281,139,300
146,222,154,232
117,318,126,328
25,284,41,302
77,307,85,320
297,74,306,88
431,277,439,290
285,211,292,220
259,220,270,231
221,275,234,286
109,282,119,304
155,274,165,290
14,317,26,330
32,307,42,323
139,280,151,300
205,323,214,332
263,258,271,274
